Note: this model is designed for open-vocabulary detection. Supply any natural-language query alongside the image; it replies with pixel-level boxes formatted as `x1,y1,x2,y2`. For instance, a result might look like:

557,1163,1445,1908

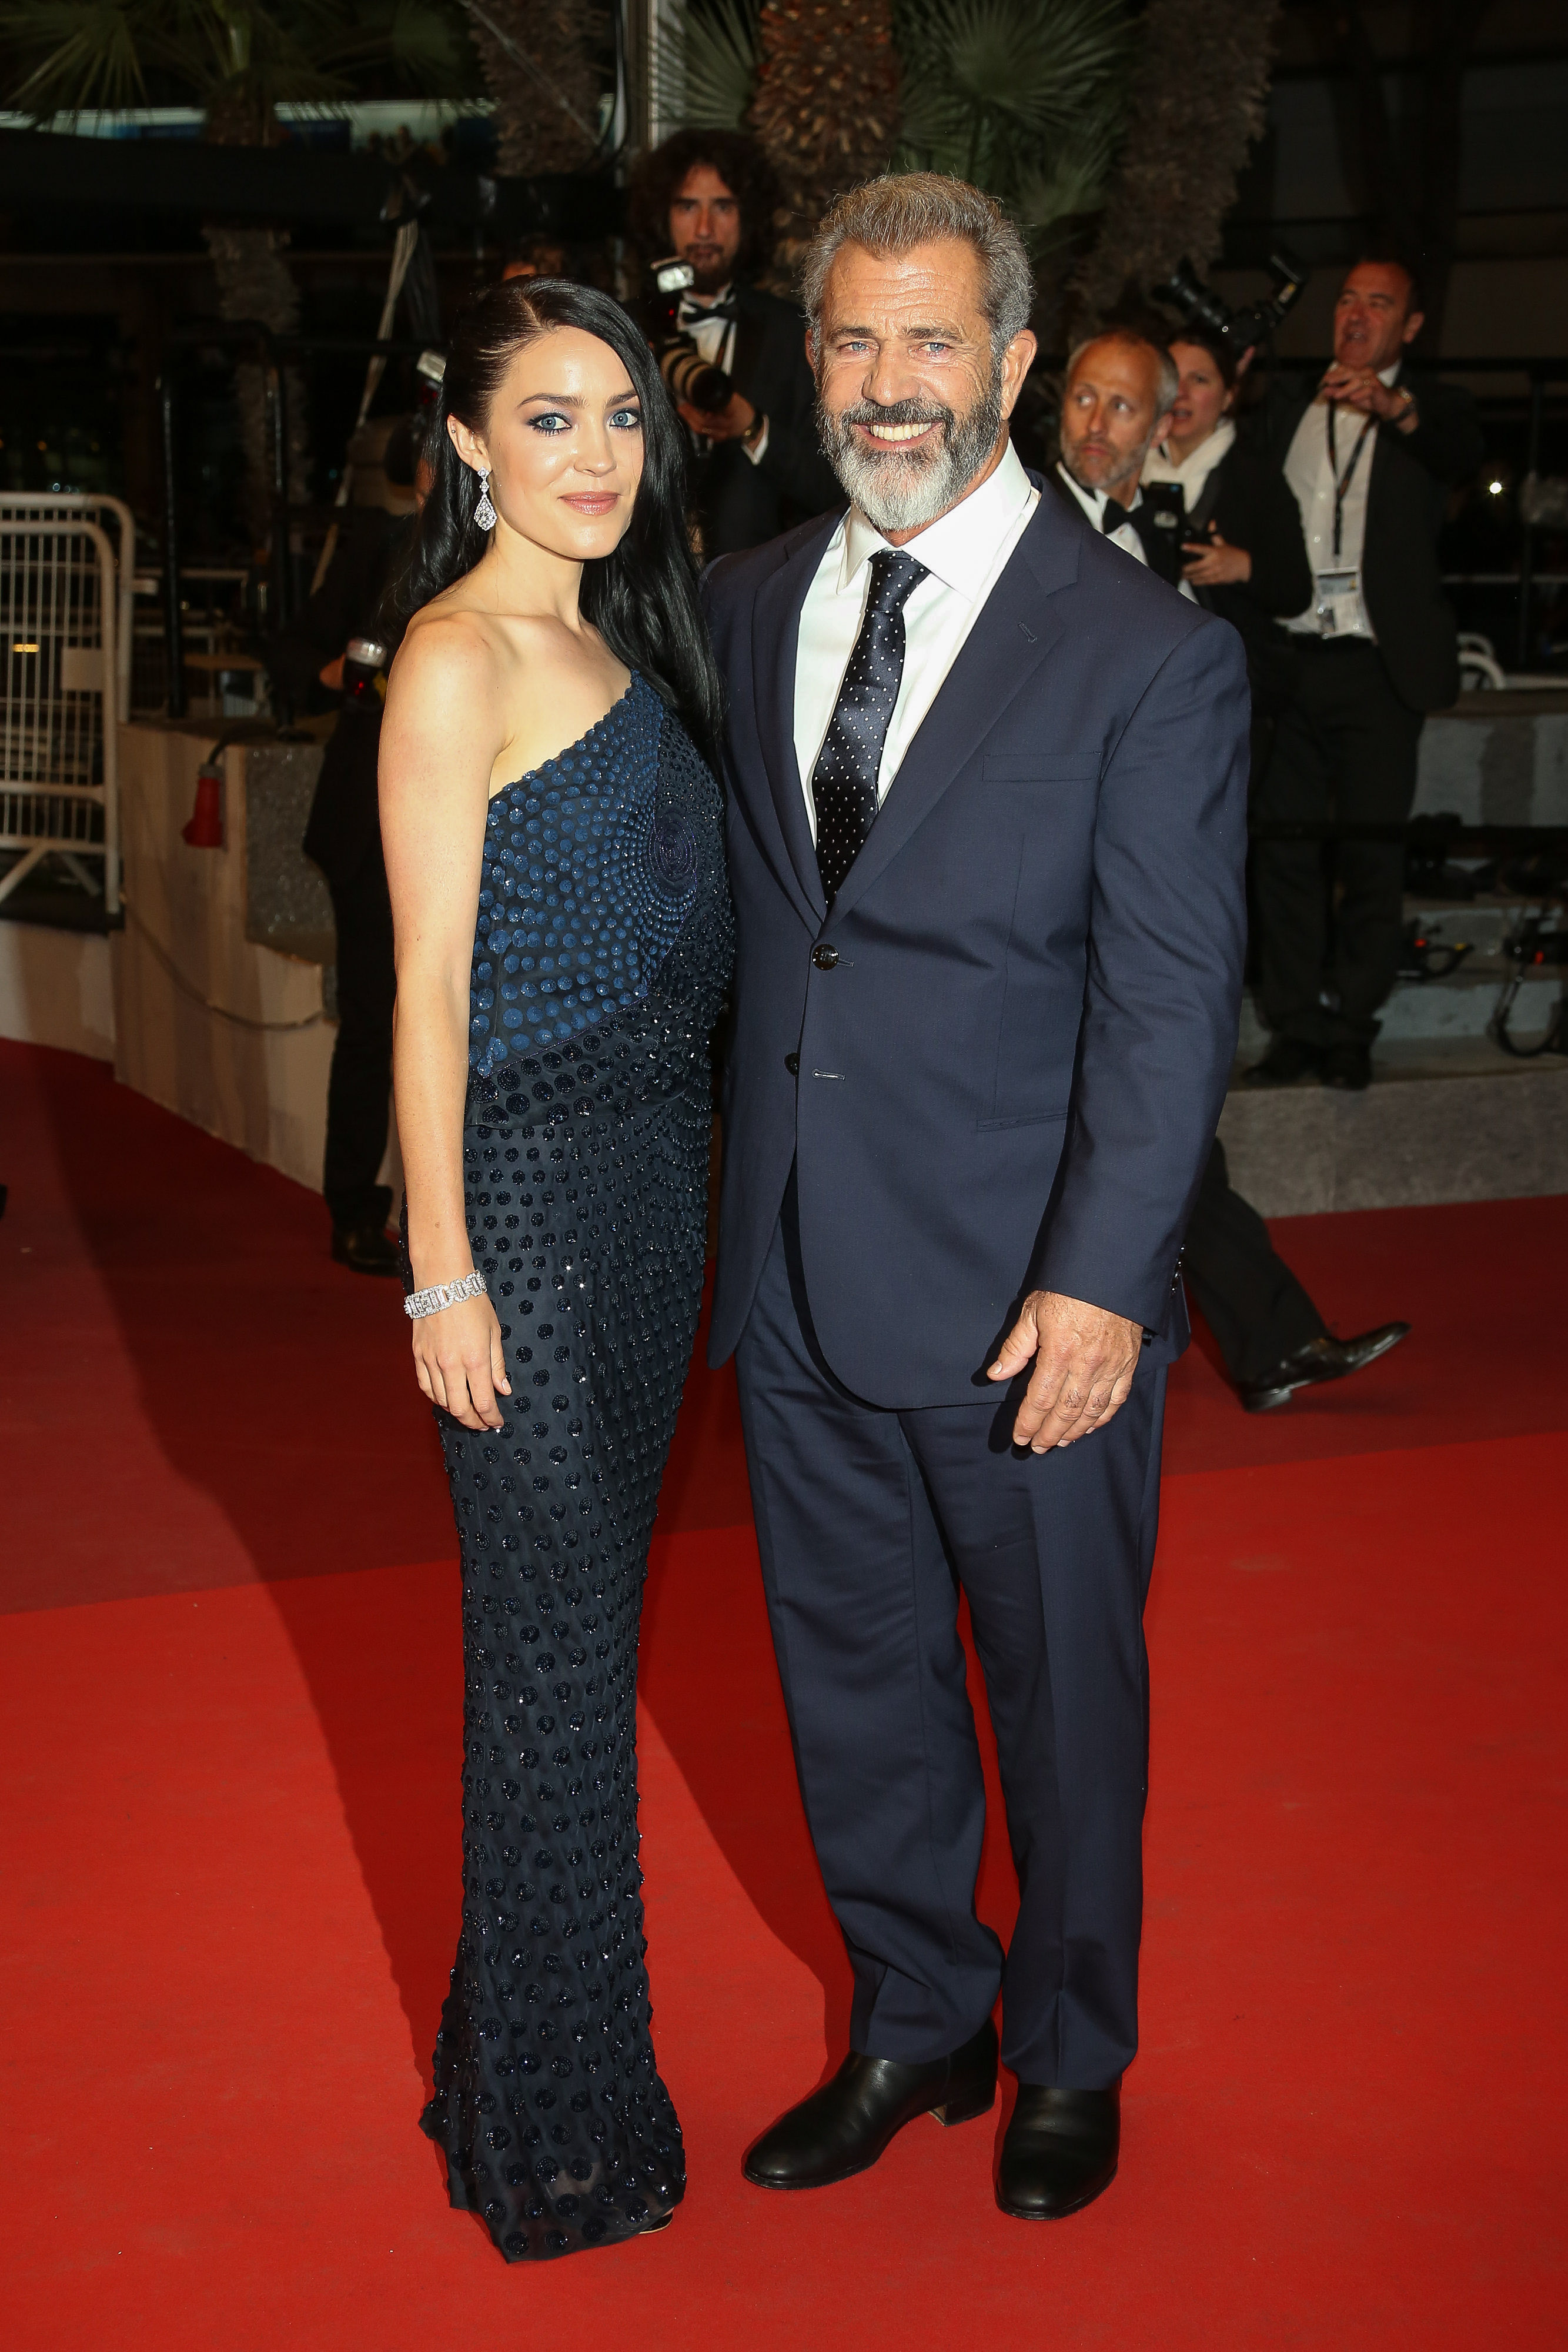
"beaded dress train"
417,673,732,2261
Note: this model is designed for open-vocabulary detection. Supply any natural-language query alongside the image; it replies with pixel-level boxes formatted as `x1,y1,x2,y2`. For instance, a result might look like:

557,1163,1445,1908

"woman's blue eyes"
526,409,643,434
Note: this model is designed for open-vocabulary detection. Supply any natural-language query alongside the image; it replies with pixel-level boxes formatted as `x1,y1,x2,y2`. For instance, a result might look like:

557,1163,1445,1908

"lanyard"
1326,401,1376,559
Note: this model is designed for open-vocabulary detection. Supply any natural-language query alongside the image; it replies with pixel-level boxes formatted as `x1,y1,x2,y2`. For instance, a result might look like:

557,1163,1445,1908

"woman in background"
1143,325,1311,740
378,278,731,2262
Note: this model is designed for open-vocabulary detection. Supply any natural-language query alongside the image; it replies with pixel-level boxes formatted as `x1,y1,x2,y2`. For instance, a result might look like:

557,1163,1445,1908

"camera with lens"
646,255,735,417
1153,248,1309,361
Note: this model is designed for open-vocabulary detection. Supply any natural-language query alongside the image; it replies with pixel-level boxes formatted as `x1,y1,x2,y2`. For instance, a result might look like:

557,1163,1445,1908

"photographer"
1243,252,1485,1091
268,416,431,1276
1141,328,1311,716
628,128,841,556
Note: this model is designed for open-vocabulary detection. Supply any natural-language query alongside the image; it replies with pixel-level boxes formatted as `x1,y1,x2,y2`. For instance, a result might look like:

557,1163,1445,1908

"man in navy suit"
703,173,1249,2220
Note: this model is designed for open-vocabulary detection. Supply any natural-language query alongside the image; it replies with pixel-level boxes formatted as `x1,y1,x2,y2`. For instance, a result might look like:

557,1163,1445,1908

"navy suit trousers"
734,1186,1168,2090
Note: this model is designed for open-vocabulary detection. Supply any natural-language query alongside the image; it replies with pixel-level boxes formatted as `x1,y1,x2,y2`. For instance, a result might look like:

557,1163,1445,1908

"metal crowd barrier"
0,507,122,916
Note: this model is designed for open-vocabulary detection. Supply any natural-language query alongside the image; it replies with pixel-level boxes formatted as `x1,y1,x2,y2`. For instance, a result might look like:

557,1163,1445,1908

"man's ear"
1401,308,1425,348
447,412,490,474
805,326,818,377
999,328,1038,420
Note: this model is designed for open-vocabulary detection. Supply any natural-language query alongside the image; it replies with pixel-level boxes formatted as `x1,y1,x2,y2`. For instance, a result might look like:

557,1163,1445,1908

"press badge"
1313,569,1365,635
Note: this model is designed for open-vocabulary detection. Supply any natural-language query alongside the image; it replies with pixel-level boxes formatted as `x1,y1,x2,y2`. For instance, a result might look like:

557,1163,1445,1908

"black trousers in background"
733,1184,1166,2092
1182,1138,1326,1387
1253,636,1424,1049
323,849,396,1231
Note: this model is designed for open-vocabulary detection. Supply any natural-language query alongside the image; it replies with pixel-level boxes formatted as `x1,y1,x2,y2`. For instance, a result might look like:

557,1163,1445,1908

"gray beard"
816,370,1005,536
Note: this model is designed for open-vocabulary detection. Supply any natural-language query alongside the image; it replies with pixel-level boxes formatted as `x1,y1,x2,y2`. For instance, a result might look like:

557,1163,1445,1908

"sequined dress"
418,673,732,2261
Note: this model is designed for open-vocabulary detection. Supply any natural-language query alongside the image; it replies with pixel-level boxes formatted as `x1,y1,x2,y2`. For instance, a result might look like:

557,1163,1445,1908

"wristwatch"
741,407,767,452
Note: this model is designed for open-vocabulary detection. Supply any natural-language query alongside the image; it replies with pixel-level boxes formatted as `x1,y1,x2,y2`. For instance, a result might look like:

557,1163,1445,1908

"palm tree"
747,0,901,272
892,0,1127,259
652,0,1129,301
1068,0,1281,334
3,0,476,533
460,0,606,176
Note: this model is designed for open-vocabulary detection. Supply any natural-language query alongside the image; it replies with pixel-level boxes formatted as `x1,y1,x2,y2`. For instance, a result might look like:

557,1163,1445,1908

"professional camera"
1153,248,1309,361
646,255,734,417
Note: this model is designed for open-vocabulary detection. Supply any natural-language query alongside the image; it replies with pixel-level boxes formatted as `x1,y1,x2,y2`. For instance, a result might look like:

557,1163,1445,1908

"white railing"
0,512,121,916
1,493,135,723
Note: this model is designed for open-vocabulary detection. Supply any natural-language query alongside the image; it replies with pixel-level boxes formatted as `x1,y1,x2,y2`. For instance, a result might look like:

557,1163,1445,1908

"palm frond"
653,0,758,132
893,0,1128,233
0,0,153,119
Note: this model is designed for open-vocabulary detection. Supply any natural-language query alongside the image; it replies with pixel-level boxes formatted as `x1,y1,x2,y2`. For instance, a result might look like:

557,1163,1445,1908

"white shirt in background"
680,285,770,467
1281,362,1401,641
792,440,1039,839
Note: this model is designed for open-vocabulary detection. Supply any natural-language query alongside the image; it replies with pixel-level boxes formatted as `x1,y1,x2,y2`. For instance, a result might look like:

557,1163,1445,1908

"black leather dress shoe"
997,2084,1119,2220
330,1221,402,1277
1322,1040,1373,1090
1240,1321,1412,1412
743,2017,998,2190
1242,1036,1322,1088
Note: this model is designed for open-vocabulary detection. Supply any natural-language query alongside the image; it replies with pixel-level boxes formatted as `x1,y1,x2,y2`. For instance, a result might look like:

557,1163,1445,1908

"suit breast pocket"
982,753,1100,786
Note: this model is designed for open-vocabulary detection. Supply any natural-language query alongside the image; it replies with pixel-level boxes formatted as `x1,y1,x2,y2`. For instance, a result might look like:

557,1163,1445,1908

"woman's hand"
411,1288,511,1431
1182,528,1252,586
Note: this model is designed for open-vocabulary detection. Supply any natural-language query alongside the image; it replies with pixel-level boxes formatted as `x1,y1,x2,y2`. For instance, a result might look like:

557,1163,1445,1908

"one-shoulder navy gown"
416,674,733,2260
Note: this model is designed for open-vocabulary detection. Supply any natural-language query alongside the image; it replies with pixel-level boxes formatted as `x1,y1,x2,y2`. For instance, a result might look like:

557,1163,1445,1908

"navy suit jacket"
703,480,1250,1406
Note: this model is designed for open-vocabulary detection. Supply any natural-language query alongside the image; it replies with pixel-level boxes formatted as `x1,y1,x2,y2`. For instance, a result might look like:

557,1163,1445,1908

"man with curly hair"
630,128,842,555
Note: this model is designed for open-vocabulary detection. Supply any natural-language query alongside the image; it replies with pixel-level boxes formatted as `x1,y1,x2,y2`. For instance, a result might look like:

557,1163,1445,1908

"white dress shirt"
680,285,770,466
794,440,1039,837
1056,462,1198,603
1281,363,1400,641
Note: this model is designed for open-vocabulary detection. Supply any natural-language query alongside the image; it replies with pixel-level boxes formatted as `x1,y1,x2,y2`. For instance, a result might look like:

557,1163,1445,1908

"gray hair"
800,173,1035,356
1066,329,1179,418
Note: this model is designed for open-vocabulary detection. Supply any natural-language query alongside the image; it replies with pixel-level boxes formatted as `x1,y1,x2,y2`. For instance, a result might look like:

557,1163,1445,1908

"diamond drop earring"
474,466,497,532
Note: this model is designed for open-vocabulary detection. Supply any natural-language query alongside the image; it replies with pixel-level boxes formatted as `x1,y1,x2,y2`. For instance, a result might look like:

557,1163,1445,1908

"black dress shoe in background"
1322,1040,1373,1090
743,2017,998,2190
997,2084,1119,2220
1242,1036,1322,1088
331,1221,402,1277
1240,1321,1412,1412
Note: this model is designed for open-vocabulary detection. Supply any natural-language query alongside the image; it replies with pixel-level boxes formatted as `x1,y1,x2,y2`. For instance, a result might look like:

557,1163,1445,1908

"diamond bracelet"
404,1268,487,1321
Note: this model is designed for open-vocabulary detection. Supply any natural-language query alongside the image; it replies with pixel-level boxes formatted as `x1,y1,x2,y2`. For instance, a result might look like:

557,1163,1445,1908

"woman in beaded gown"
379,280,731,2262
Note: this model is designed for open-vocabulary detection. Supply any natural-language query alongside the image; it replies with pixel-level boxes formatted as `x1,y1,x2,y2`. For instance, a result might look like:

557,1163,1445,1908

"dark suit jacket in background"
684,283,844,556
1243,366,1484,712
268,508,412,884
703,483,1251,1406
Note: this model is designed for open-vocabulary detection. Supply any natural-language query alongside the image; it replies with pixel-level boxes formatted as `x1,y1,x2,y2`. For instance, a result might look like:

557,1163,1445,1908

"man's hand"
988,1289,1144,1452
1319,363,1408,423
677,390,758,442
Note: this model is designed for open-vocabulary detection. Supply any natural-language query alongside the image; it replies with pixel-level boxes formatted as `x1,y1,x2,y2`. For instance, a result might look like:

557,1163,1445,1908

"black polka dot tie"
812,547,929,903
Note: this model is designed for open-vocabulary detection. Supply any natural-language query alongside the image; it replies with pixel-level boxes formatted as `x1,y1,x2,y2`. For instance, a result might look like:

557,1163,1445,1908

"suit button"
811,944,839,970
784,1052,800,1075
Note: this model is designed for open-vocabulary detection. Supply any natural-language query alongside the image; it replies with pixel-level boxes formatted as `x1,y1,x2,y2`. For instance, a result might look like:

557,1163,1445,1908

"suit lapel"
826,495,1079,927
730,288,768,410
748,516,835,926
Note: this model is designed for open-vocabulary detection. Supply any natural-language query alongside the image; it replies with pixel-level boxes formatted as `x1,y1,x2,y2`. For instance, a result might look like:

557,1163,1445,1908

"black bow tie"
1102,496,1134,533
678,292,738,329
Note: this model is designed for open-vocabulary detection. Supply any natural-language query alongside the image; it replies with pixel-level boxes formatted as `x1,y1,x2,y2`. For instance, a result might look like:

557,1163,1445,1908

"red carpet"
1,1040,1563,2347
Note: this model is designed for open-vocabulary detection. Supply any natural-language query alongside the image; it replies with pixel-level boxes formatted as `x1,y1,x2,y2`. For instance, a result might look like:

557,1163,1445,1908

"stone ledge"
1218,1061,1568,1215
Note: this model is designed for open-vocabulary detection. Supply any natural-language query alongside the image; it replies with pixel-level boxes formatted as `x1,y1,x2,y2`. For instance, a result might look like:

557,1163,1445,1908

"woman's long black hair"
393,278,722,761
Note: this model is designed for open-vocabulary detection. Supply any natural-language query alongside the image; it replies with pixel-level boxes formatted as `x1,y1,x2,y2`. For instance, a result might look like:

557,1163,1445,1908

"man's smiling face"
813,236,1035,539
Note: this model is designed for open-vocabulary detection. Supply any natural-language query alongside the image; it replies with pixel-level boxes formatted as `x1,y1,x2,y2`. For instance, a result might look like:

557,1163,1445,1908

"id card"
1313,568,1367,636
